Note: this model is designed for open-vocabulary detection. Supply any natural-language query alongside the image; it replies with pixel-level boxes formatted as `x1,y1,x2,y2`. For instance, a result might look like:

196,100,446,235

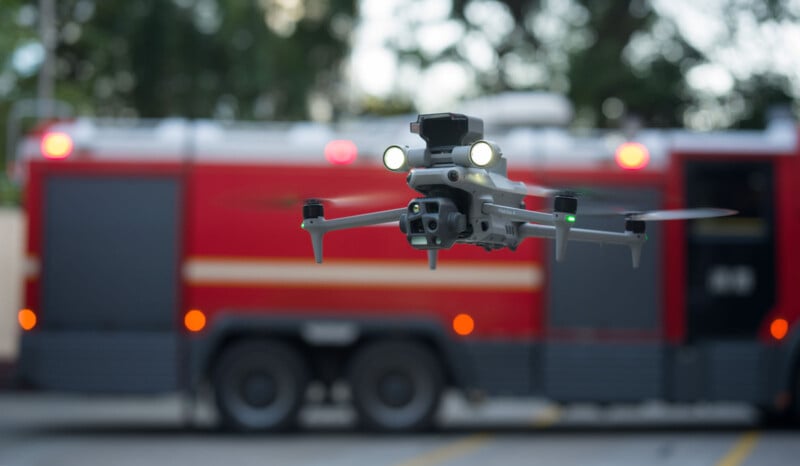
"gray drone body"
302,113,734,270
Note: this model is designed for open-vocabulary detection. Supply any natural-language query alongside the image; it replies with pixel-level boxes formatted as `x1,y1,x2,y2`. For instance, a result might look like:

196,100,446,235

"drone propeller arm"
302,207,406,263
483,202,574,261
482,202,555,224
309,208,406,232
518,223,647,268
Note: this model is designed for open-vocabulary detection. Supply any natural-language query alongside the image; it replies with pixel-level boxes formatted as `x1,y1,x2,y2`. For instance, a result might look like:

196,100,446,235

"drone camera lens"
448,170,459,182
427,220,438,231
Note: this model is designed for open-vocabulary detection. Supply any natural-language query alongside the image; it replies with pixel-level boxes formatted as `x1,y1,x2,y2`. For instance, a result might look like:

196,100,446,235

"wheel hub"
241,372,277,407
378,372,415,407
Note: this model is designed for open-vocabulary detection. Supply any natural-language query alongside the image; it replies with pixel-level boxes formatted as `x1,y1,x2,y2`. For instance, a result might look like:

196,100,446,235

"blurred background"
2,0,799,202
2,0,799,127
1,1,800,465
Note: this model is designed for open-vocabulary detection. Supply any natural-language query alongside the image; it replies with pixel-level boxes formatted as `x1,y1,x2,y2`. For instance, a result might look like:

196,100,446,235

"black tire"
348,340,444,431
761,363,800,428
789,365,800,426
212,339,308,432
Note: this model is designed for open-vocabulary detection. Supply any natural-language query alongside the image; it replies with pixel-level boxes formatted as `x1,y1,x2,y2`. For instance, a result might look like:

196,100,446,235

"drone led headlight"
383,145,409,172
468,140,500,168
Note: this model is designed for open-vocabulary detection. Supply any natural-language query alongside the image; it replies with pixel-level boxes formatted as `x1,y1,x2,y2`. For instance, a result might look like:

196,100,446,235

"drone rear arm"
518,223,646,268
482,203,574,261
302,208,406,263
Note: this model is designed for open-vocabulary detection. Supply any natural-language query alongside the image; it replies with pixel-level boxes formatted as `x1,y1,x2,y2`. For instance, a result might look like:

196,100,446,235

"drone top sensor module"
302,113,736,270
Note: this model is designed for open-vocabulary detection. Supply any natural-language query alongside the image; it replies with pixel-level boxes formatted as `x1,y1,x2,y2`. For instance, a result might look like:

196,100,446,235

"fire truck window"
685,161,775,341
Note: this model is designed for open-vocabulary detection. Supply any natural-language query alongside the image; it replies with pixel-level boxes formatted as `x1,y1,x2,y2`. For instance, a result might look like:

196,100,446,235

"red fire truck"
11,107,800,431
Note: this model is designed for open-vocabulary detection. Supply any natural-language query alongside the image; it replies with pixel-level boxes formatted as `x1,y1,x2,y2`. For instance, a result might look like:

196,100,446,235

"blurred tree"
0,0,38,202
565,0,703,128
1,0,355,203
380,0,697,126
379,0,798,129
14,0,356,120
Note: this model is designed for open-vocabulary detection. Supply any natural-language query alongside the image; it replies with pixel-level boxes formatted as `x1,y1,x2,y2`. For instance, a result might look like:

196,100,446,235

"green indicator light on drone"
301,222,305,229
566,215,576,223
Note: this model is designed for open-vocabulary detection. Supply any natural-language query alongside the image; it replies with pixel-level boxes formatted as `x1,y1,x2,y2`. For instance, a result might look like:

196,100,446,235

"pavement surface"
0,392,798,466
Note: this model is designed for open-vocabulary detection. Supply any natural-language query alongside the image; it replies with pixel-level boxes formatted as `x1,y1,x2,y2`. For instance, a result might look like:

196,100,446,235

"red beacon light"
41,132,74,160
614,142,649,170
324,140,358,165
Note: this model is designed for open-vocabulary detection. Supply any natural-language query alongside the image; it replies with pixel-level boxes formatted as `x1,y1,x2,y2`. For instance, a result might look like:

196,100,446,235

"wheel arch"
186,312,474,392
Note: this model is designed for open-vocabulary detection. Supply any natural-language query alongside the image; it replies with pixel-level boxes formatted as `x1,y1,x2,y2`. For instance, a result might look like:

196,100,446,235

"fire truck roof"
13,96,798,175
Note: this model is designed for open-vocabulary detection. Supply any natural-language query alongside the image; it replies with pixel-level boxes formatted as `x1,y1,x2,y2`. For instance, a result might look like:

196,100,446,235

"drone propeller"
515,183,599,199
465,172,592,200
624,208,738,221
310,192,404,208
522,182,562,198
239,190,407,211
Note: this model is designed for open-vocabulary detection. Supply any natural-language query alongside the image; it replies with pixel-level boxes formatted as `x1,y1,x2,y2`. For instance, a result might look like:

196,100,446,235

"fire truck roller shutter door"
18,176,181,392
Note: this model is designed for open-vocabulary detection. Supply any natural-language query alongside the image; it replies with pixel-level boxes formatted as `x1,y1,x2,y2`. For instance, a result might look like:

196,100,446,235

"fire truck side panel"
19,162,185,393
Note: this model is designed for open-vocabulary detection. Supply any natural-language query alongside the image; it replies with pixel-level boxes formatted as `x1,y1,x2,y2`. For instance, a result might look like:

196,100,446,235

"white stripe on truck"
183,257,542,291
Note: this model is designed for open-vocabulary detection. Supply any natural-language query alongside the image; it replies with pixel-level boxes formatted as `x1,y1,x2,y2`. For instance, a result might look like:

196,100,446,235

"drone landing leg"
302,207,406,264
629,242,643,269
427,250,438,270
554,217,572,262
301,219,326,263
518,223,646,268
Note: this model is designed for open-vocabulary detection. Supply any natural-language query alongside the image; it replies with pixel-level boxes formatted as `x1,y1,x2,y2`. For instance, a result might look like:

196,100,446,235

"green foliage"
0,172,21,206
386,0,798,129
565,0,696,128
53,0,355,120
1,0,355,122
0,0,355,181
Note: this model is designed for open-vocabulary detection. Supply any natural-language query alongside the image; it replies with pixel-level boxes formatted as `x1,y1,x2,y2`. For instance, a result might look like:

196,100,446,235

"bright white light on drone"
469,141,496,167
383,145,408,171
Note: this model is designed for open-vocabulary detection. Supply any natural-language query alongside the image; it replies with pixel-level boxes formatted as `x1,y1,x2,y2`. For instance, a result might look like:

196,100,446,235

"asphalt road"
0,392,797,466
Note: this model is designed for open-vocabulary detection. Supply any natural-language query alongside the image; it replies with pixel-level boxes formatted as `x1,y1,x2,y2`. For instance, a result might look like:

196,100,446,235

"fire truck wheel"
212,339,309,432
348,340,443,431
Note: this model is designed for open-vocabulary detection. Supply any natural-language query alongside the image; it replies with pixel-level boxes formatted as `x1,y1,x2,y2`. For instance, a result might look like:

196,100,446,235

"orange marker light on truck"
18,309,37,331
770,318,789,340
184,309,206,332
614,142,649,170
41,132,74,159
453,313,475,336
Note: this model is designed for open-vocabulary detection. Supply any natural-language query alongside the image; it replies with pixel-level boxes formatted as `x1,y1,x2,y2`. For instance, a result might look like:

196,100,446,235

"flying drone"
302,113,735,270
